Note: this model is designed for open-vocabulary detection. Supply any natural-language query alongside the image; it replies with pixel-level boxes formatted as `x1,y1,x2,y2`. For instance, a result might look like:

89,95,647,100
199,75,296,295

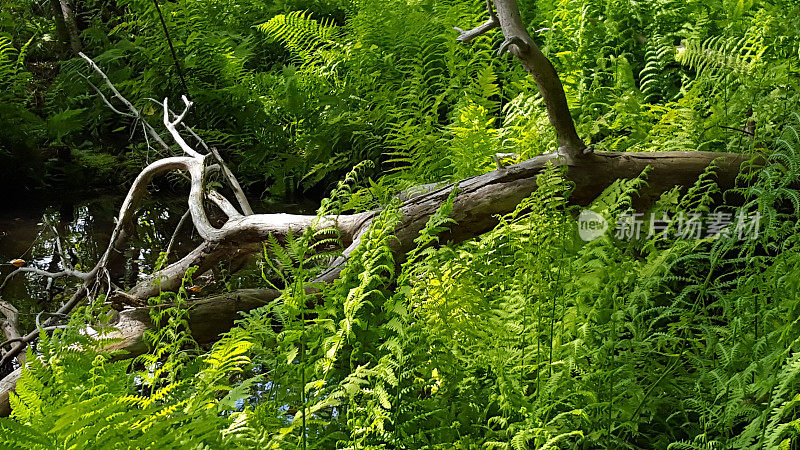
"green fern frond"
258,11,343,70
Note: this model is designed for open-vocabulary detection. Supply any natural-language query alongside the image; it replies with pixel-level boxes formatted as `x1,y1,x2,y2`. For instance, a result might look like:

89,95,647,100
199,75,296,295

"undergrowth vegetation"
1,0,800,448
1,116,799,446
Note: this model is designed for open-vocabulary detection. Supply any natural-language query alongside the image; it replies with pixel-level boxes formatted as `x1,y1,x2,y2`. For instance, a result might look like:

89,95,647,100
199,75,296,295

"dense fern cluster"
0,273,256,448
3,118,800,446
2,0,800,447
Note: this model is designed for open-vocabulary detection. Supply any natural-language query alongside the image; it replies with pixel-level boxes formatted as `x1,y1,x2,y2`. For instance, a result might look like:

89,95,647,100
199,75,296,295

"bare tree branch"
158,100,254,215
209,146,254,216
208,190,243,219
456,0,588,158
0,368,20,417
163,96,203,159
0,266,90,294
164,209,191,263
454,0,499,42
79,52,171,153
0,301,22,365
57,0,81,54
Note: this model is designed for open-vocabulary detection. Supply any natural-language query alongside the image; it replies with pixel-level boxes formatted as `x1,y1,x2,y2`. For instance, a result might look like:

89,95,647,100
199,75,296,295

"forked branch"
454,0,499,42
456,0,588,158
79,52,171,153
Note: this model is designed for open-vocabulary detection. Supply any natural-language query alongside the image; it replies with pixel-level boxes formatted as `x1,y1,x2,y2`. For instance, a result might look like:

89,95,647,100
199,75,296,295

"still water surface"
0,192,315,333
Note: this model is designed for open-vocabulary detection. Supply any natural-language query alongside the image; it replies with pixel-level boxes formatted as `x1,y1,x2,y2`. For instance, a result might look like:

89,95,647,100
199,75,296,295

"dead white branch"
79,52,171,153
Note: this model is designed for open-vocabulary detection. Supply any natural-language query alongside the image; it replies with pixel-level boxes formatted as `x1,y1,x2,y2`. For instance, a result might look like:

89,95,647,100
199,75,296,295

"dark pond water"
0,191,317,333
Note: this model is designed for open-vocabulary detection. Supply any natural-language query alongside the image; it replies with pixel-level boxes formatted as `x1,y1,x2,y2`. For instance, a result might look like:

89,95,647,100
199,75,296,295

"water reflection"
0,194,192,332
0,193,318,334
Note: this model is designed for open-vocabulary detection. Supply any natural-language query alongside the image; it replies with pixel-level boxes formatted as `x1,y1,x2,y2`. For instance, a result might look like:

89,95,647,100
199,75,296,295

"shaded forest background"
3,0,798,201
2,0,800,448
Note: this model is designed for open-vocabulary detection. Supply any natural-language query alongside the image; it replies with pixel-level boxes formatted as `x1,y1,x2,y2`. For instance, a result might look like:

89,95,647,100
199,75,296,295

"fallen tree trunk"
0,148,753,416
0,368,20,417
105,288,281,356
125,149,752,300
